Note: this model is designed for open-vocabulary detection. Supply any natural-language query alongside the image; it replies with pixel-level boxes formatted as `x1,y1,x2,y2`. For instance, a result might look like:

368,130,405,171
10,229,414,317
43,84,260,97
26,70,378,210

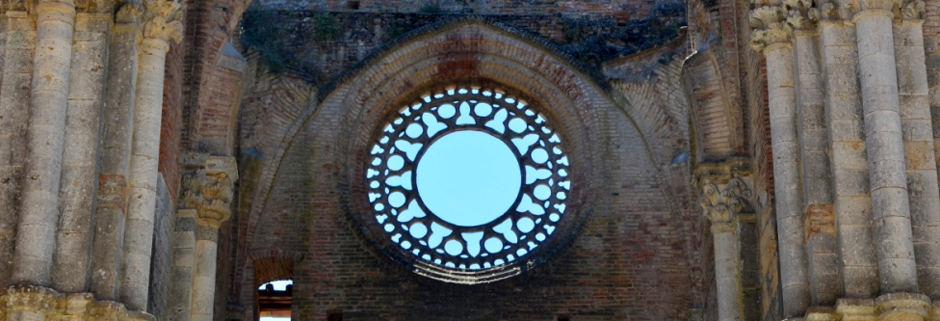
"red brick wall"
229,23,700,321
160,23,187,204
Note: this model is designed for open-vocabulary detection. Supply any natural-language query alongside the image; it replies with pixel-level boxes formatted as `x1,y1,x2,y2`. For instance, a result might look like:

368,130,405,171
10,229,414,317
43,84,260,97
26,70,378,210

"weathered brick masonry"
8,0,940,320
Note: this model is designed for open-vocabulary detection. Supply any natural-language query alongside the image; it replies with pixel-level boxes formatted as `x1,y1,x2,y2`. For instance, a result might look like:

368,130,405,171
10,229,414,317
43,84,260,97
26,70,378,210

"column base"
800,293,932,321
0,285,156,321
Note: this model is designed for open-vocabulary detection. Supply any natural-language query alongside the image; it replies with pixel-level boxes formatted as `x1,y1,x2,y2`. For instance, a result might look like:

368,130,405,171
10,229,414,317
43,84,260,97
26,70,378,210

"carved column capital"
1,285,59,312
785,0,819,31
750,4,792,52
696,158,754,228
897,0,924,21
854,0,898,12
701,178,754,225
115,2,143,24
180,152,239,228
141,0,182,47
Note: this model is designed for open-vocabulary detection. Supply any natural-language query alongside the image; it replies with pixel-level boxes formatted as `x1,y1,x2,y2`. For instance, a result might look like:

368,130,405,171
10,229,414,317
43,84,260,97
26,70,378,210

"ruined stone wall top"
254,0,676,19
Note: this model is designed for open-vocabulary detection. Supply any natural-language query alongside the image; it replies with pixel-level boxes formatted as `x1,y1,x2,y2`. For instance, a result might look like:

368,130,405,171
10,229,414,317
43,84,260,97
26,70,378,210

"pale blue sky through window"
259,280,292,321
415,130,522,227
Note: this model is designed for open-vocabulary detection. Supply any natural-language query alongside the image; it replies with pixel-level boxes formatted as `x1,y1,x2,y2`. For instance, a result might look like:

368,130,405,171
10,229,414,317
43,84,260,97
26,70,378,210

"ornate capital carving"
142,0,182,43
1,285,59,312
700,178,754,225
855,0,898,12
115,2,142,24
897,0,924,20
180,152,238,228
785,0,819,30
749,5,792,51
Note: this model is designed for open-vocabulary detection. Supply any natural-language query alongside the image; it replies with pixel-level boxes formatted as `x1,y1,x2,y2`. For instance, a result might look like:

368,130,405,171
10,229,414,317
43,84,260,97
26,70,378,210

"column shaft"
191,224,220,321
169,210,196,321
712,222,743,321
0,10,34,290
89,6,139,299
766,43,812,316
51,12,111,293
893,19,940,299
12,0,75,285
121,36,170,311
855,10,918,293
794,30,841,304
820,20,879,298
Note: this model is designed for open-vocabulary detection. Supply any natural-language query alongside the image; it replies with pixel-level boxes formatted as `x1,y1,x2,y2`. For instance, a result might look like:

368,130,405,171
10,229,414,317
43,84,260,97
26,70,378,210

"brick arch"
682,44,744,162
238,18,680,302
237,19,701,320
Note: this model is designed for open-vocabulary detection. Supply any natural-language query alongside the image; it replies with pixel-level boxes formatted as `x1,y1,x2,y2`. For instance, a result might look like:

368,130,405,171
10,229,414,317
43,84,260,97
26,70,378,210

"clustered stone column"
90,2,142,300
753,0,940,316
749,2,812,316
700,176,754,321
892,0,940,298
52,5,112,294
0,0,186,319
173,152,238,321
786,0,842,305
120,0,183,311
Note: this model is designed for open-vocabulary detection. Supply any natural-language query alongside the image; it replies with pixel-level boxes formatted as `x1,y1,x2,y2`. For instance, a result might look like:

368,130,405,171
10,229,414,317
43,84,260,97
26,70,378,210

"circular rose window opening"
366,87,571,283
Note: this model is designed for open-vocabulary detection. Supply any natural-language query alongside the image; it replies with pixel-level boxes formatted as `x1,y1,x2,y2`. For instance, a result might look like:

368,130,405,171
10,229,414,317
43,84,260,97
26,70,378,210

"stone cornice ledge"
0,285,156,321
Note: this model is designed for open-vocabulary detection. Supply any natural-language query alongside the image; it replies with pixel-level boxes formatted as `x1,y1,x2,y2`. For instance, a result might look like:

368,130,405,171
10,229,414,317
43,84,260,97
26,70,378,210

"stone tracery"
367,86,572,278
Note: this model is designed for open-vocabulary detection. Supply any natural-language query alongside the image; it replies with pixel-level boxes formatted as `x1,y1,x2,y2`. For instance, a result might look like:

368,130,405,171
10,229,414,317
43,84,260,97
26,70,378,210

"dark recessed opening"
557,314,570,321
327,309,343,321
346,1,360,10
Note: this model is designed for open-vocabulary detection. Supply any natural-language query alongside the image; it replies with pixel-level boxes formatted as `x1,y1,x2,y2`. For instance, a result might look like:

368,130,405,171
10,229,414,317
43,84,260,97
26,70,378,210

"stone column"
701,178,753,321
51,9,112,293
892,0,940,299
12,0,75,286
853,0,918,294
818,0,880,298
749,3,812,316
0,8,34,290
89,2,141,300
786,0,843,305
179,153,237,321
120,0,182,311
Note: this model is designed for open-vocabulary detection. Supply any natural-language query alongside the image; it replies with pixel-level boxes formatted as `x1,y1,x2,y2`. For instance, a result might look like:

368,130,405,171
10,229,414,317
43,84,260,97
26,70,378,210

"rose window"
366,87,571,277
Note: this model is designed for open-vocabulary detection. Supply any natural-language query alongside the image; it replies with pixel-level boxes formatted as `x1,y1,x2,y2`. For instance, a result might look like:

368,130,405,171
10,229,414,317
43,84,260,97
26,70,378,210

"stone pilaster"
700,175,753,321
90,2,142,301
750,1,812,316
179,152,237,321
120,0,183,311
12,0,76,286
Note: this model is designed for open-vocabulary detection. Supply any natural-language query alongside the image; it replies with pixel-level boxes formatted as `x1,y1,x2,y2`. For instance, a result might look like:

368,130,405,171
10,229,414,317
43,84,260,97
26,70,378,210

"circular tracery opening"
366,86,571,280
